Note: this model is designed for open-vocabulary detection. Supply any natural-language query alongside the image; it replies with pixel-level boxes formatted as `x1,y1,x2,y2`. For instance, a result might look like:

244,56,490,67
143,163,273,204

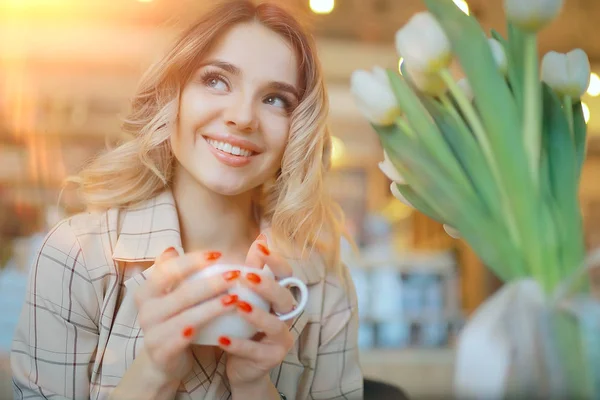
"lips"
202,134,260,168
202,134,263,154
206,138,255,157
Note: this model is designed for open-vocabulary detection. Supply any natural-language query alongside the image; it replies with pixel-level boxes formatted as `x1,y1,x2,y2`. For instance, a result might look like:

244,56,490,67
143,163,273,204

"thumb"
245,233,267,269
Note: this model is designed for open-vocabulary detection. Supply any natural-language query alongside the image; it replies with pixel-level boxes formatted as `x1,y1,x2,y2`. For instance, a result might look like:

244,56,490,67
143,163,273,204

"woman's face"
172,22,300,195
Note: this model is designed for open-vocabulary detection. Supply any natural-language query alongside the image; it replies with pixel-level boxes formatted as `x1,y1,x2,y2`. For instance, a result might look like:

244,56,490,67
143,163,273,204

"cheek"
178,88,219,134
265,120,291,162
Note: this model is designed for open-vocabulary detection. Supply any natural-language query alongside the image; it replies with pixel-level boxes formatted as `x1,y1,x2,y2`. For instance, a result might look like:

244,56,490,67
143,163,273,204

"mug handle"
275,277,308,321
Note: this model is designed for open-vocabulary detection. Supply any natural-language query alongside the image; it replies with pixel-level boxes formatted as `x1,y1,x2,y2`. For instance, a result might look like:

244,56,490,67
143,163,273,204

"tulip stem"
439,69,521,251
439,70,493,169
395,117,416,139
523,33,541,191
563,96,574,140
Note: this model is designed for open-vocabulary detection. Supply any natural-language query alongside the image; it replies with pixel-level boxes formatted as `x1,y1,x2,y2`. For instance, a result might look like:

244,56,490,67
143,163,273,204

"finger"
218,334,291,363
144,293,239,359
235,300,291,339
245,233,267,269
140,267,242,326
240,272,296,315
134,247,179,304
155,246,180,265
144,250,222,298
247,238,292,279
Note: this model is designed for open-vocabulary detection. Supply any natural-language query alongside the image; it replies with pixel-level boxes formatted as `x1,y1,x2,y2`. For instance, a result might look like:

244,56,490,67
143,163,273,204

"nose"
223,92,258,133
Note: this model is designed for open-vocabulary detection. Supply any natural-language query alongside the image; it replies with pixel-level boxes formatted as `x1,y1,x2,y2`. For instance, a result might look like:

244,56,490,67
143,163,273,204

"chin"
200,174,257,196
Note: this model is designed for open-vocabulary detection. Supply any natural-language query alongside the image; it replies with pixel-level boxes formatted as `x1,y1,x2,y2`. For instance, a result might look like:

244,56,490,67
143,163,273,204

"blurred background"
1,0,600,398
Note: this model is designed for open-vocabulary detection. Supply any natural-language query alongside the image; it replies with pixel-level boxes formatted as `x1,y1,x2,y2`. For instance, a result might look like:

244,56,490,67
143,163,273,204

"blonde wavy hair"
73,0,348,274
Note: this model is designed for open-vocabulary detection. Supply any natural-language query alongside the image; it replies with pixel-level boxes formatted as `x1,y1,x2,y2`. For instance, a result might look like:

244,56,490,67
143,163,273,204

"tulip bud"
390,183,414,208
504,0,564,32
395,12,452,74
541,49,591,98
488,38,508,76
404,62,447,97
379,150,405,184
350,67,403,126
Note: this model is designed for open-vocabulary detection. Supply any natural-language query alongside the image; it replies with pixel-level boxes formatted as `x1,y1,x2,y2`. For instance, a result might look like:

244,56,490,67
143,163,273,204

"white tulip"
457,78,474,101
395,12,452,74
488,38,508,75
504,0,564,32
390,183,414,208
350,67,403,126
379,150,405,184
404,61,447,97
541,49,591,98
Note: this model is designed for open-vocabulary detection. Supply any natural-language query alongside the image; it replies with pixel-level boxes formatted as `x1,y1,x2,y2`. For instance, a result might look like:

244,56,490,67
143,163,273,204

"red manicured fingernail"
246,272,261,284
206,251,221,261
257,243,270,256
182,326,195,338
237,301,253,313
256,233,266,241
163,247,177,255
223,270,240,281
218,336,231,346
221,294,238,306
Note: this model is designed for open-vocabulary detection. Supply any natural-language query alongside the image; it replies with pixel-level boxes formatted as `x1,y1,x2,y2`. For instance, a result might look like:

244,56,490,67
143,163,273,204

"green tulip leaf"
572,101,588,180
385,70,476,198
424,0,542,279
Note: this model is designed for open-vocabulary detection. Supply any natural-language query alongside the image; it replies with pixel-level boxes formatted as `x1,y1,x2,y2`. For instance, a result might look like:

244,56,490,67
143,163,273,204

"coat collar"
113,190,323,285
112,190,184,263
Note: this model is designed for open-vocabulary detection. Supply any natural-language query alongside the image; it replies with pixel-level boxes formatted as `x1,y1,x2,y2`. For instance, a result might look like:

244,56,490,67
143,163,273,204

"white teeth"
207,139,253,157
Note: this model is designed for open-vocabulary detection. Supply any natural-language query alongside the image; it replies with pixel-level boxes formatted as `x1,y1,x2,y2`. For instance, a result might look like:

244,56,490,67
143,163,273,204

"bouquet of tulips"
351,0,600,398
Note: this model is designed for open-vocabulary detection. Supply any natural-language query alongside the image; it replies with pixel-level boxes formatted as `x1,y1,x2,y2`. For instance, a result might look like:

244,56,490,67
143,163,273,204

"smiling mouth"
204,137,257,157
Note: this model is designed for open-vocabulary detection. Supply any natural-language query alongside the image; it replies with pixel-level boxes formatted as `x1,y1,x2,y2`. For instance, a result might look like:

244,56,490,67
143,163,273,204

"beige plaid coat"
11,190,363,399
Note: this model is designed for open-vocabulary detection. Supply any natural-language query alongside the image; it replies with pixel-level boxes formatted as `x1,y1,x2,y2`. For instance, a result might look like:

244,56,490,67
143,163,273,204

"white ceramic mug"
187,264,308,345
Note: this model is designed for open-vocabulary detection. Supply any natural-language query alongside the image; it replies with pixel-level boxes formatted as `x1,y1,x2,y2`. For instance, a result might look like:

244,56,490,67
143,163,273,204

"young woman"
11,1,363,399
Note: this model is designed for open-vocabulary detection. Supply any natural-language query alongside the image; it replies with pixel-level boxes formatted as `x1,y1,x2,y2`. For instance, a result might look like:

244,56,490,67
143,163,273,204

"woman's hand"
133,248,240,385
222,235,298,391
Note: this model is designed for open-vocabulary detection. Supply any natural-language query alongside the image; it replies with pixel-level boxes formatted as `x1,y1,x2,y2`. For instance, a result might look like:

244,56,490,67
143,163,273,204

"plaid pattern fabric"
11,191,364,399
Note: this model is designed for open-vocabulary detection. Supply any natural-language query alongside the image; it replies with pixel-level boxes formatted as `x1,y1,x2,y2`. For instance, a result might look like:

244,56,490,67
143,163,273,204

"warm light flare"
587,72,600,97
330,136,345,166
582,102,590,123
453,0,470,15
309,0,334,15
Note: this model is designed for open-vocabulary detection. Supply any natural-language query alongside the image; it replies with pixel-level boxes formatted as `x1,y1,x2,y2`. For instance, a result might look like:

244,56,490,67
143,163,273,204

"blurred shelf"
360,348,456,399
359,312,463,325
360,347,455,365
354,251,457,274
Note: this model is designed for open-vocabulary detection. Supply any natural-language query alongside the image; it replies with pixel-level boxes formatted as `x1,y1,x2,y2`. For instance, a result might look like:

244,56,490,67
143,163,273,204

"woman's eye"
203,74,228,91
264,96,288,109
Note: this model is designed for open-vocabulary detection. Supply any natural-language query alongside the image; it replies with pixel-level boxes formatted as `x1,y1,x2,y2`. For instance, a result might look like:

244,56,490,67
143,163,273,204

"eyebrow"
202,59,300,101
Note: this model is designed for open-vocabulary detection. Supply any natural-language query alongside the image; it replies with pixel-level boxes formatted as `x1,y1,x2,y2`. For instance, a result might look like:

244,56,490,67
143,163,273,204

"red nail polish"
246,272,261,284
257,243,270,256
223,270,241,281
164,246,176,254
237,301,253,313
206,251,222,261
218,336,231,346
221,294,238,306
182,326,195,338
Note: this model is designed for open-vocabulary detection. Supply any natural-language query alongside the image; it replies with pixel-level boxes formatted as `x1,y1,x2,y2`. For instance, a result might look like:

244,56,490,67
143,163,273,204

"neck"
171,163,260,261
